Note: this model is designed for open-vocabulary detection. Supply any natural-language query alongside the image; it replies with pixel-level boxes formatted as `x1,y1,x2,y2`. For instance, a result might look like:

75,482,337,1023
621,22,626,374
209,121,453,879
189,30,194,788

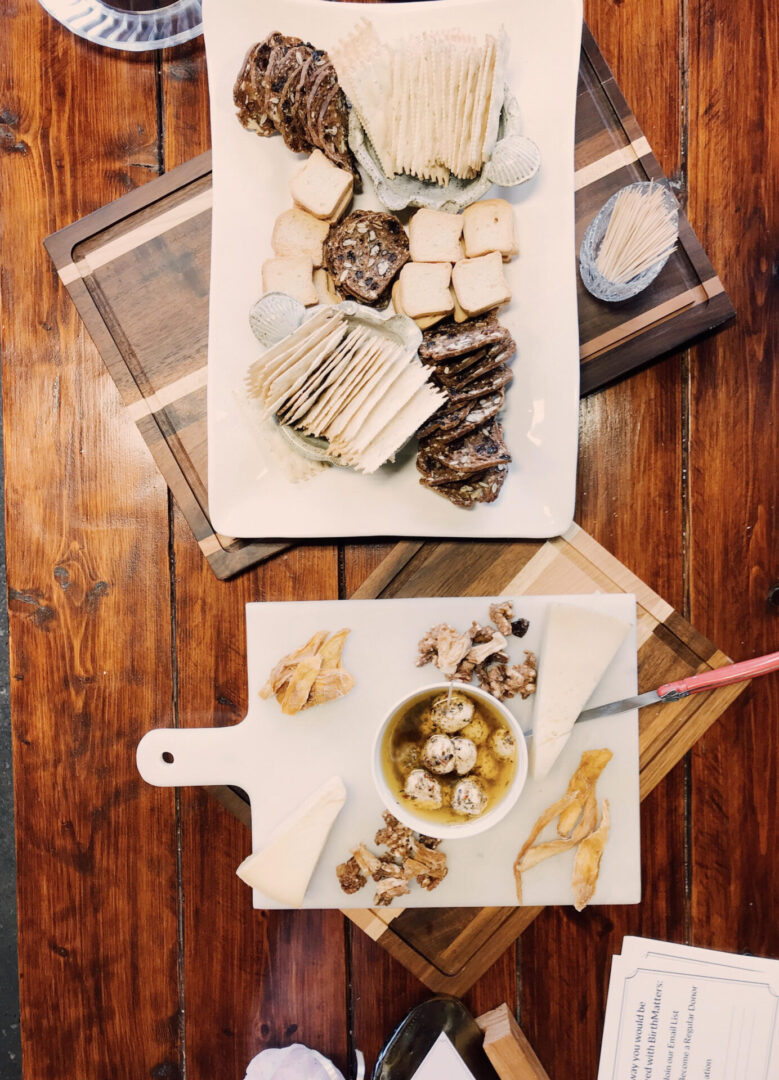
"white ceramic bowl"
371,681,529,840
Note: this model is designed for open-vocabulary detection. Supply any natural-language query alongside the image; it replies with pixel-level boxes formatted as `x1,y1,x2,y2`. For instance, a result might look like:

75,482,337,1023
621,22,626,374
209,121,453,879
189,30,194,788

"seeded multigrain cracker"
324,210,410,306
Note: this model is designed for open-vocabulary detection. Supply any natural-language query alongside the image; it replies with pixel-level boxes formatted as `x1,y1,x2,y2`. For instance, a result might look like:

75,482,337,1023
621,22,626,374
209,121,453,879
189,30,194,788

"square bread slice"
398,262,454,320
272,208,330,268
452,252,511,317
262,255,318,307
409,208,464,263
462,198,518,260
290,149,354,222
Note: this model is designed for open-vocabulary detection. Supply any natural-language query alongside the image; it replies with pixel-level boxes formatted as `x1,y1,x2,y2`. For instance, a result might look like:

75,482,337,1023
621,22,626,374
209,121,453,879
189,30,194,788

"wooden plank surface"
0,5,181,1079
1,5,776,1080
685,0,778,961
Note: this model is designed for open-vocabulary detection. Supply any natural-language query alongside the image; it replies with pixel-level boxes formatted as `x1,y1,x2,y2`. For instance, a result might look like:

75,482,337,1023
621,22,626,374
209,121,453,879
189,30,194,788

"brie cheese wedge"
236,776,347,907
530,605,631,779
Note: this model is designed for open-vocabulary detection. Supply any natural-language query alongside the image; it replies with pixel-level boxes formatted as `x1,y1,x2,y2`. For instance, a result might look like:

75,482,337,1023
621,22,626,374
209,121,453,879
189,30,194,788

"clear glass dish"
38,0,203,52
579,180,679,302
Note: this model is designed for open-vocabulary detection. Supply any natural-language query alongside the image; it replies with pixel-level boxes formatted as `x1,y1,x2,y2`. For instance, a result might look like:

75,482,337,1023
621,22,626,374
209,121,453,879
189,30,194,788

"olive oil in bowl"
381,686,519,828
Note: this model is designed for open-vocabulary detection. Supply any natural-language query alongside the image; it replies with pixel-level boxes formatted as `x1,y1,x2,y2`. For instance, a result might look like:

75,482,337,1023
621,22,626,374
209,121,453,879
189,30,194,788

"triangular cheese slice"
530,605,631,779
236,776,346,907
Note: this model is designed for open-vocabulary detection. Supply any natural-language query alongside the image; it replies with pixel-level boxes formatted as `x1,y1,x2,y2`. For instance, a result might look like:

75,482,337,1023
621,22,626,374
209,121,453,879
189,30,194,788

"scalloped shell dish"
248,295,423,466
349,88,541,213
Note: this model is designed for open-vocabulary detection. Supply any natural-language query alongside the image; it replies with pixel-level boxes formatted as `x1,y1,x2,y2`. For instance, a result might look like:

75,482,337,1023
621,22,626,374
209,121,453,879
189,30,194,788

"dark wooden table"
1,1,776,1078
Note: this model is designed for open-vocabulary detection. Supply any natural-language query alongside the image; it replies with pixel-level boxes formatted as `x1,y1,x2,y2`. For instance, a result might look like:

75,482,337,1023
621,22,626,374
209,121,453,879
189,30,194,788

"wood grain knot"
8,589,55,629
0,126,28,154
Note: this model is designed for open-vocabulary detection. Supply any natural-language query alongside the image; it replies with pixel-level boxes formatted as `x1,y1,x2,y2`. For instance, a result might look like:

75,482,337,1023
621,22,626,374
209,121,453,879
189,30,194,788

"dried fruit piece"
302,668,356,709
557,748,613,838
260,630,329,699
279,653,323,715
513,750,612,906
261,629,354,714
572,800,610,911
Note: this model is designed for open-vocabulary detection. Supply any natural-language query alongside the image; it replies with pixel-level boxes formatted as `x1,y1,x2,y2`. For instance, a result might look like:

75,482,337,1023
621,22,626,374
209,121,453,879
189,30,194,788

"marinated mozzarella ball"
451,776,488,817
452,736,478,776
404,768,443,809
473,744,499,781
430,690,475,733
489,728,517,761
460,716,489,745
421,733,456,775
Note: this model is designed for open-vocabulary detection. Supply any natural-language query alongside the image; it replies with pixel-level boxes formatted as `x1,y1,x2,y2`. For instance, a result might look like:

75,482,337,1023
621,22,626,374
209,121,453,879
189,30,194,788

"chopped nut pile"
336,812,448,906
416,599,536,701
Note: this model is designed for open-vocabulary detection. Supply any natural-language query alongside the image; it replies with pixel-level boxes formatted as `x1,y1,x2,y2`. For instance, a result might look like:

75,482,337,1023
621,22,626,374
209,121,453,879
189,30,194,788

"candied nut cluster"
336,812,448,906
475,651,537,701
335,856,366,895
489,601,514,635
415,599,536,702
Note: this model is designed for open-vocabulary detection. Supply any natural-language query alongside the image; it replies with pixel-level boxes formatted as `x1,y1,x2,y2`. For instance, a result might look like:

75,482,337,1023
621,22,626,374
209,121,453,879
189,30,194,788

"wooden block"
476,1004,551,1080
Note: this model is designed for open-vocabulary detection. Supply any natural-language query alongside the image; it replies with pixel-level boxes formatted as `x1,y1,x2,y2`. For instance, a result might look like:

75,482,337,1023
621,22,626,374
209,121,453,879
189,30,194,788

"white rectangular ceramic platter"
204,0,582,539
137,595,641,909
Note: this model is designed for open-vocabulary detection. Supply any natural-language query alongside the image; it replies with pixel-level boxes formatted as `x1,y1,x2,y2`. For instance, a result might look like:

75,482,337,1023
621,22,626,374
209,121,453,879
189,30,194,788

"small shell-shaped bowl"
579,182,679,302
349,86,539,213
248,295,423,467
484,133,541,187
249,292,306,347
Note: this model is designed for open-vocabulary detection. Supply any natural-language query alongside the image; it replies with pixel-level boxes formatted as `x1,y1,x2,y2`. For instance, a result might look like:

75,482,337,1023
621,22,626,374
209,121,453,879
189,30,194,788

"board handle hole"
162,751,175,764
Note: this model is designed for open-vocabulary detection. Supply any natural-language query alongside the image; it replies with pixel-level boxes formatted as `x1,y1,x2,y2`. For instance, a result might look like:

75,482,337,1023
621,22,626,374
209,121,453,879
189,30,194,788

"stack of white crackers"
331,21,508,186
246,308,446,474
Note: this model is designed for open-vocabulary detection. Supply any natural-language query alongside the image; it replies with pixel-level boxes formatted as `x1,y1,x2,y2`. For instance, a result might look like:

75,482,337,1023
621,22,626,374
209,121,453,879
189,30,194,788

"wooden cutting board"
43,25,733,579
211,525,747,994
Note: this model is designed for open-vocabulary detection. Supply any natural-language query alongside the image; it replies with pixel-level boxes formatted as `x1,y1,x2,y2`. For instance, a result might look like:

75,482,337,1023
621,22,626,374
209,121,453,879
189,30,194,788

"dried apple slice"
279,654,323,715
260,630,329,699
572,799,611,911
302,669,355,709
317,628,351,669
557,748,613,837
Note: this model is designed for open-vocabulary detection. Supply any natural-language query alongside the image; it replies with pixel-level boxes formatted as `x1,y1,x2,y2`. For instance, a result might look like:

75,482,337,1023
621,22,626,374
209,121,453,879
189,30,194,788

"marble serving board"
136,594,641,909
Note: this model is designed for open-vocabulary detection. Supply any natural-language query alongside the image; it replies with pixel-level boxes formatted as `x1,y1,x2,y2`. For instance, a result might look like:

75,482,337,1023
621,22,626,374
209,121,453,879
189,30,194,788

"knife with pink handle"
576,650,779,722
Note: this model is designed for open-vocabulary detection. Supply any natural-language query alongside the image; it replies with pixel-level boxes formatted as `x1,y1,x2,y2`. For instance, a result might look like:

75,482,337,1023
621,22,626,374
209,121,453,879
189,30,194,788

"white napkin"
244,1044,364,1080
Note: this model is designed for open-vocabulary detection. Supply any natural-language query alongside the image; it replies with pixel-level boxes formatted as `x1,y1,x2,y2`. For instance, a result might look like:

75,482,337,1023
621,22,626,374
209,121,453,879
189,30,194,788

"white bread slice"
272,207,330,268
290,149,354,222
451,286,469,323
462,198,518,260
409,208,464,263
313,268,339,306
452,252,511,317
398,262,454,319
262,256,318,307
